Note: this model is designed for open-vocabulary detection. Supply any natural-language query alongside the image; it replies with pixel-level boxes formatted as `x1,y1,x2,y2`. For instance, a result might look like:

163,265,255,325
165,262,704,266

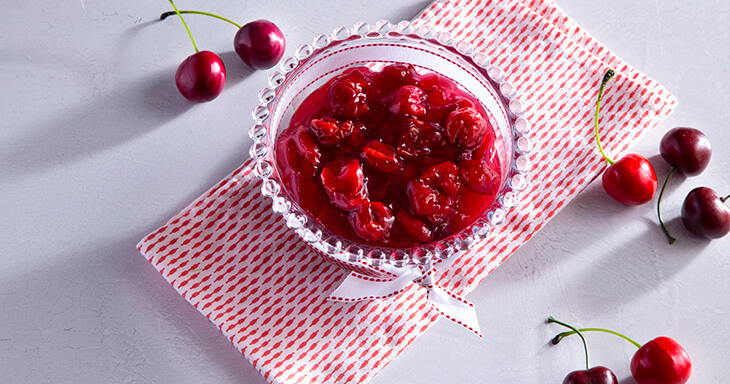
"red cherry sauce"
275,64,502,248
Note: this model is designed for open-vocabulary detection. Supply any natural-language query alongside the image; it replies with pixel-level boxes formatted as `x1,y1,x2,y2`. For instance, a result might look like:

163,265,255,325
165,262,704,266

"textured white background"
1,1,729,382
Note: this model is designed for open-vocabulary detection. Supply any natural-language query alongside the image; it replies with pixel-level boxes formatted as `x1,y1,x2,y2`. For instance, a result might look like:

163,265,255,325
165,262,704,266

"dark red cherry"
336,121,367,153
395,210,433,243
420,161,461,197
547,317,620,384
319,158,368,211
390,85,427,117
175,50,226,102
450,97,476,111
459,159,500,194
602,154,657,205
379,63,418,91
418,73,455,107
631,336,692,384
680,187,730,239
234,20,285,70
394,118,444,160
360,141,403,174
349,201,394,241
656,127,712,243
309,117,354,146
563,366,618,384
292,125,321,165
660,127,711,176
407,161,461,223
328,70,374,119
445,107,490,149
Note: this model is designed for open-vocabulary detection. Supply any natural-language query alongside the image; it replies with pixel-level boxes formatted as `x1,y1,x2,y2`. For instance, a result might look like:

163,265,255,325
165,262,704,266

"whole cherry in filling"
275,64,503,247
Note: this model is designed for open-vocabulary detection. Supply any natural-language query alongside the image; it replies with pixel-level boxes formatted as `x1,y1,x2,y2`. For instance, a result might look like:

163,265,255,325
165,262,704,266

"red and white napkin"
137,1,676,383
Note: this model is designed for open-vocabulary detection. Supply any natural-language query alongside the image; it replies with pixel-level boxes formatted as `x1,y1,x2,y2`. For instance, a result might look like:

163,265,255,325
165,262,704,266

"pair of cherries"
595,70,729,241
162,1,285,102
548,317,691,384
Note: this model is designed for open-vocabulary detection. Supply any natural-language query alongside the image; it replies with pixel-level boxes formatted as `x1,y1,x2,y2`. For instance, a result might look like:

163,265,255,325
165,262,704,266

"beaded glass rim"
249,20,532,269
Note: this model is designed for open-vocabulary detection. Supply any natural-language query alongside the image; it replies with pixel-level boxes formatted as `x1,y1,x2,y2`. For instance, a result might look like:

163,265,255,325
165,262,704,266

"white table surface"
2,1,729,382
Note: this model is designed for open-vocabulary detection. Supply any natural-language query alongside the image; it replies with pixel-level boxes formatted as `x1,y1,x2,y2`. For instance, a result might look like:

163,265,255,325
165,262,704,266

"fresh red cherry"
551,320,693,384
160,9,285,70
593,69,656,205
631,337,691,384
681,187,730,239
660,127,711,176
349,201,394,241
602,154,657,205
234,20,286,70
164,2,226,102
563,366,618,384
445,107,489,149
319,158,368,210
175,50,226,102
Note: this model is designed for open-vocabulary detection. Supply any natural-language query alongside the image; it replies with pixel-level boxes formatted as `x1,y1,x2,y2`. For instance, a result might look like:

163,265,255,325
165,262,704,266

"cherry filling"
275,64,502,248
320,157,368,211
407,161,461,223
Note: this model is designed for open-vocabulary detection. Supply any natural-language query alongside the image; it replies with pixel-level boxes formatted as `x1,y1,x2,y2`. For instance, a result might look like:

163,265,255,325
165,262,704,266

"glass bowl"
249,20,531,271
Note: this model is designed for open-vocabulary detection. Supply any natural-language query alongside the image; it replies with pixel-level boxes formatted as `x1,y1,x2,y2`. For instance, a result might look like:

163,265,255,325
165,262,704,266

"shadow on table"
0,19,254,182
0,233,267,384
487,171,708,311
217,51,256,87
0,64,193,181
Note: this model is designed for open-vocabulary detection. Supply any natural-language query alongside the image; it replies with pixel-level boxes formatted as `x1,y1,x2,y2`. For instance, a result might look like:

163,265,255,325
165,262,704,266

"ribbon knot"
413,266,435,288
327,258,482,338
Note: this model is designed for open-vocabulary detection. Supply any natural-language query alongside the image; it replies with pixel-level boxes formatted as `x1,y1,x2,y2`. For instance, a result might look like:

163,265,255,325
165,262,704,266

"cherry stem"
657,166,678,244
160,10,242,29
547,316,590,370
552,327,642,349
594,69,615,165
168,1,198,53
721,194,730,203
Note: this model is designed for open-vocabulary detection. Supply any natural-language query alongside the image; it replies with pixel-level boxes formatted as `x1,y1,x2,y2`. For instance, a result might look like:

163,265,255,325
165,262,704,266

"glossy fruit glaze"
563,366,618,384
631,336,691,384
175,50,226,102
275,63,502,248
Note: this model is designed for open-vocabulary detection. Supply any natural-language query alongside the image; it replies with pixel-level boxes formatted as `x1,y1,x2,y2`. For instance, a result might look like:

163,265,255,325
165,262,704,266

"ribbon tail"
427,286,482,338
327,269,420,302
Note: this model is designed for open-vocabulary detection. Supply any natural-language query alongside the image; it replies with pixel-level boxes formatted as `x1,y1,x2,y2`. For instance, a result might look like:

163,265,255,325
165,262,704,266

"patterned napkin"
137,1,676,383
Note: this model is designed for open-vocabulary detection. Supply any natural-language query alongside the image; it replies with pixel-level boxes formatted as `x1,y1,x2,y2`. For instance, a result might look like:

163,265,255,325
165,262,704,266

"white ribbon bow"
327,257,482,338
